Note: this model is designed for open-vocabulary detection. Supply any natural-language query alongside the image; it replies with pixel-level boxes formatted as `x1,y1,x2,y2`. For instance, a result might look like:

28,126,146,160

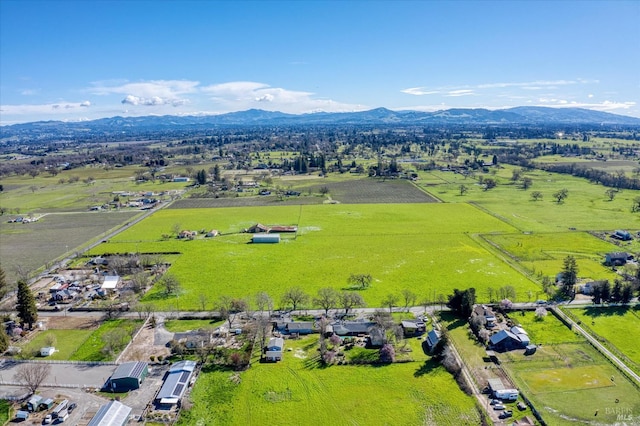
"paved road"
0,359,117,388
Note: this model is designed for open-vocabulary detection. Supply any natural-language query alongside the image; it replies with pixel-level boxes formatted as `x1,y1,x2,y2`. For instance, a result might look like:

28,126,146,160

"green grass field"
89,203,540,310
498,312,640,426
164,319,225,332
68,319,143,362
566,306,640,370
20,329,94,360
0,400,10,425
178,336,481,426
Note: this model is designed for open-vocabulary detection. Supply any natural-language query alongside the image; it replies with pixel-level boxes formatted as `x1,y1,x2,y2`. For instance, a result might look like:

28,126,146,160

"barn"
106,361,149,392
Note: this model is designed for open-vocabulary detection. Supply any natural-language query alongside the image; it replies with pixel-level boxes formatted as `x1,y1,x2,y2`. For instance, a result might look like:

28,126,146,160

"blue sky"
1,0,639,124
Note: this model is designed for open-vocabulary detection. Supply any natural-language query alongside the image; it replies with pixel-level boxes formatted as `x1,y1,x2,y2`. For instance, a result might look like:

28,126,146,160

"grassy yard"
69,319,143,362
178,336,481,426
90,203,540,310
0,400,10,425
508,310,583,345
164,319,225,333
20,329,94,360
565,305,640,371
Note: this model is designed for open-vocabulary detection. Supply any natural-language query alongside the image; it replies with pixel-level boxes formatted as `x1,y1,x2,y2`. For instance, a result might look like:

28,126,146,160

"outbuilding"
155,360,197,405
40,346,55,357
107,361,149,392
265,337,284,362
605,252,629,266
87,400,132,426
101,275,121,291
252,233,281,244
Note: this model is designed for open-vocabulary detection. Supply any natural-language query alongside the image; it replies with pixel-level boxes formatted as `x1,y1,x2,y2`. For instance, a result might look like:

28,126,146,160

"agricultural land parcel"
444,310,640,426
500,311,640,425
564,306,640,374
177,335,482,426
91,202,541,310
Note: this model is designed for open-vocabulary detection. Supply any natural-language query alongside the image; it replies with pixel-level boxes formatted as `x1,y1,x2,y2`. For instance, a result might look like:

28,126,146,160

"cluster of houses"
473,305,535,354
264,317,438,362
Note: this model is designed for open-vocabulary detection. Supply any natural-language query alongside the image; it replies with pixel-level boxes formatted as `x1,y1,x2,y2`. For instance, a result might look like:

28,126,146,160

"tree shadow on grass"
583,305,629,318
414,359,439,377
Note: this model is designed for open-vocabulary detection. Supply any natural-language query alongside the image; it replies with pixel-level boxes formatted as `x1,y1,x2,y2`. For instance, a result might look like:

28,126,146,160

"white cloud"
0,101,93,117
20,89,39,96
201,81,365,113
446,89,475,97
402,78,599,96
80,100,91,107
121,95,188,107
536,98,636,111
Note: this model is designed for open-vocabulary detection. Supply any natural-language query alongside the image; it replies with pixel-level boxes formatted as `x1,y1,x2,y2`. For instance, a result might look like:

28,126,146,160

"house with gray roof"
155,360,197,405
88,400,132,426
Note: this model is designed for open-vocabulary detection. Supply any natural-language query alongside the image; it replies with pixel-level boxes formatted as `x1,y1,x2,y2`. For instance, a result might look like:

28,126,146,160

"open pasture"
499,313,640,425
20,329,95,360
177,336,481,426
417,167,640,233
68,319,143,362
567,306,640,369
519,365,615,393
90,203,541,310
484,232,620,281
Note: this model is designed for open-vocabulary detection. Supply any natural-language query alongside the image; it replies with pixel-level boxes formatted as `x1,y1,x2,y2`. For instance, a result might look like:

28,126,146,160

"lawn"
164,319,225,333
69,319,143,362
89,203,540,310
508,310,583,345
20,329,94,360
565,306,640,371
178,336,481,426
518,365,615,393
0,400,9,425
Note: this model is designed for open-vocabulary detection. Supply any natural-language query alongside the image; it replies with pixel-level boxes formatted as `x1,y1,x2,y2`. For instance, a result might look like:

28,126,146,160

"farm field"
417,167,640,233
0,211,140,283
564,306,640,372
90,203,541,310
177,336,482,426
484,231,622,282
498,312,640,425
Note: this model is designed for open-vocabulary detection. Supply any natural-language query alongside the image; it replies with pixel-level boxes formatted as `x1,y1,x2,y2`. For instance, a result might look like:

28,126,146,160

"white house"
265,337,284,361
101,275,121,292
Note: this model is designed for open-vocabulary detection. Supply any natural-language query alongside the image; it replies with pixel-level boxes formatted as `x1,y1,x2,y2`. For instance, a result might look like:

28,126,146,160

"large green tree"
561,255,578,295
16,280,38,329
446,288,476,318
0,327,9,353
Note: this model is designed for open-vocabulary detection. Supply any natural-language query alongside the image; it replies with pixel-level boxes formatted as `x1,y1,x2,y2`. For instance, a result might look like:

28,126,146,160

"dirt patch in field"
316,178,440,204
46,316,100,330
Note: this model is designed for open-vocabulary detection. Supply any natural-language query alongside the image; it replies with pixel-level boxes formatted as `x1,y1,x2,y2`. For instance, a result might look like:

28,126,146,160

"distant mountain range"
2,107,639,140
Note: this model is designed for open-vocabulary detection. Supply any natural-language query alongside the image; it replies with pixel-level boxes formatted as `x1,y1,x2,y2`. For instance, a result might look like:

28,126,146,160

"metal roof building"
107,361,149,392
87,400,132,426
155,360,197,405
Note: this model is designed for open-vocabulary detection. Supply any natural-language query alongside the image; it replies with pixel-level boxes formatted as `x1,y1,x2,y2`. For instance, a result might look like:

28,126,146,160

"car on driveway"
493,404,506,410
499,410,513,419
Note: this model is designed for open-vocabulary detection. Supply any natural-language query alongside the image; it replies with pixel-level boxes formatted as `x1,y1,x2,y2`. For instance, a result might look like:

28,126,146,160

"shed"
424,329,441,354
488,377,506,393
401,320,426,336
27,395,43,411
39,398,55,410
107,361,149,392
252,233,281,244
101,275,121,291
613,230,632,241
16,411,29,420
87,400,132,426
525,344,537,355
40,346,55,357
155,360,197,405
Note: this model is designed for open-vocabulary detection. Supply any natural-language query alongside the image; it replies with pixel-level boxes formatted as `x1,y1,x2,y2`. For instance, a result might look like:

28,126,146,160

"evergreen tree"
16,280,38,329
611,280,623,303
561,255,578,295
0,327,9,353
621,284,633,304
0,265,7,299
601,280,611,302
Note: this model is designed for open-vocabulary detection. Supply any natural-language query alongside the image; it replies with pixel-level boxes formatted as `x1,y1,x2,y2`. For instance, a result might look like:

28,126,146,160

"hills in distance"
3,107,639,140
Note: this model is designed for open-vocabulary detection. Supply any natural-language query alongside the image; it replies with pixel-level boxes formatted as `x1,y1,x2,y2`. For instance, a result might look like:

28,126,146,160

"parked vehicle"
43,414,53,424
499,410,513,419
67,403,76,413
493,404,506,410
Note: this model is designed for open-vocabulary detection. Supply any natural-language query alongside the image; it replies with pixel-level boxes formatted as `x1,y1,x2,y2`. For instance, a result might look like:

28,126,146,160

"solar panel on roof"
180,371,190,382
174,384,184,396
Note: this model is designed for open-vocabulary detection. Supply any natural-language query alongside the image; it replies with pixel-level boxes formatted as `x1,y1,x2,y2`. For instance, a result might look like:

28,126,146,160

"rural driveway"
0,360,116,388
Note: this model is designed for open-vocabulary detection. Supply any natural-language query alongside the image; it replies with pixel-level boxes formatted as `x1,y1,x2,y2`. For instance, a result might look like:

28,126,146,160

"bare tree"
198,293,209,311
401,288,417,312
161,274,181,296
216,296,248,328
339,291,365,315
255,292,273,317
281,287,309,312
347,273,372,290
314,287,338,316
382,293,398,313
14,363,51,393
